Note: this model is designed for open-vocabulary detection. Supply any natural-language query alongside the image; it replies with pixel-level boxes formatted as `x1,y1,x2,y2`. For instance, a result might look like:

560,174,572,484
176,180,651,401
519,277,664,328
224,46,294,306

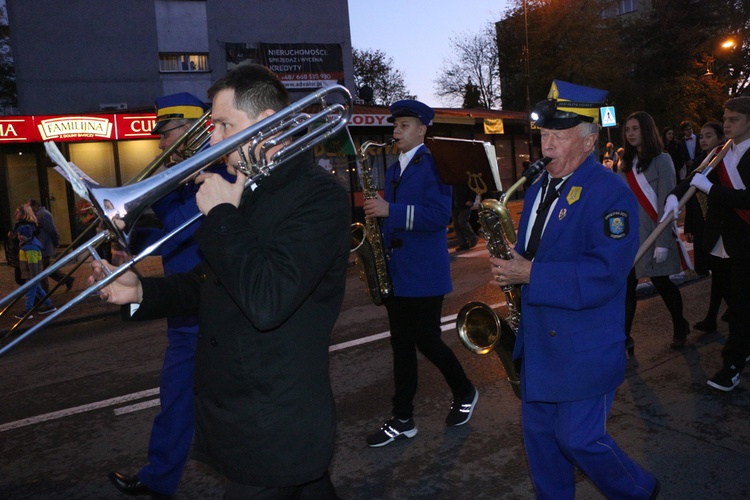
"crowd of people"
3,63,747,499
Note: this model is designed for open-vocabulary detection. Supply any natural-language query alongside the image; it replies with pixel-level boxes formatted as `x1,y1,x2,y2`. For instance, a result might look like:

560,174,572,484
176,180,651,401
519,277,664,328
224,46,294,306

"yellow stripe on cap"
156,104,204,122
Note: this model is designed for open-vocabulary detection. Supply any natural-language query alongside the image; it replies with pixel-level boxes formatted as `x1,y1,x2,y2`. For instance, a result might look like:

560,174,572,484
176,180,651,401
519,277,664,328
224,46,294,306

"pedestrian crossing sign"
600,106,617,127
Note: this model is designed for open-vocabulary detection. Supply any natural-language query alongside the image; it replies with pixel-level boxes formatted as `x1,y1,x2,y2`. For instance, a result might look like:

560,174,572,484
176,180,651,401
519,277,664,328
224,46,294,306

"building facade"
2,0,533,247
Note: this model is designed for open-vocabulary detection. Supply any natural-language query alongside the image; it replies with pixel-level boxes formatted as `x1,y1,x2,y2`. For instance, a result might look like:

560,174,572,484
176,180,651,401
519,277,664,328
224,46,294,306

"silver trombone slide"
0,219,191,357
0,84,352,357
0,230,111,312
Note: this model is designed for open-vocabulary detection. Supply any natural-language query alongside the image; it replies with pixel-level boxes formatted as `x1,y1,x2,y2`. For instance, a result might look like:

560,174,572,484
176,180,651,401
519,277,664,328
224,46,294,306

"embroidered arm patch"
604,211,629,239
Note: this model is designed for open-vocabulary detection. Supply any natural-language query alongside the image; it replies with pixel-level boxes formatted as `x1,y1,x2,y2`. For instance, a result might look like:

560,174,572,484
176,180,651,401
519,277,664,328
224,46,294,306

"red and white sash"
626,168,693,270
716,159,750,225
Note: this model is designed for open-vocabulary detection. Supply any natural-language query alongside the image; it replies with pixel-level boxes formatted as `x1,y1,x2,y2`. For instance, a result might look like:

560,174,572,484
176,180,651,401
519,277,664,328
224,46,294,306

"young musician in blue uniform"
364,100,477,447
109,92,234,498
491,81,660,498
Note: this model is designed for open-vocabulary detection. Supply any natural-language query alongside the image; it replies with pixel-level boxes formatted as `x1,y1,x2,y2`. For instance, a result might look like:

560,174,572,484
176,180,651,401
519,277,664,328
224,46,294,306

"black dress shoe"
109,471,172,498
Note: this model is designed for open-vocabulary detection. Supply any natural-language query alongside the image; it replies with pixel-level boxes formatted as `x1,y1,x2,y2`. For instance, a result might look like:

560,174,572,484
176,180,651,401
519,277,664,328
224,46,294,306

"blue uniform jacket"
382,144,452,297
513,154,639,402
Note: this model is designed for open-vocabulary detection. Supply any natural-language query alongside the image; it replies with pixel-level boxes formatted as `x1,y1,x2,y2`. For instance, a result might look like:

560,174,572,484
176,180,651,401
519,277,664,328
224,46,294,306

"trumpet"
0,85,353,357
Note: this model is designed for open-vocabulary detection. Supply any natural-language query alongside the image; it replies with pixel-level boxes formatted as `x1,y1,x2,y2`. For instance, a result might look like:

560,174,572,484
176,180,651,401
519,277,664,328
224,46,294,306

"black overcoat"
132,153,350,486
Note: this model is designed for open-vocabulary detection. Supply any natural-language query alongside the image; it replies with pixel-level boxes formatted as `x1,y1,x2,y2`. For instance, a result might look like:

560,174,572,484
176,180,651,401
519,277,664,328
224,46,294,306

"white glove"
654,246,668,263
659,194,680,223
690,173,713,194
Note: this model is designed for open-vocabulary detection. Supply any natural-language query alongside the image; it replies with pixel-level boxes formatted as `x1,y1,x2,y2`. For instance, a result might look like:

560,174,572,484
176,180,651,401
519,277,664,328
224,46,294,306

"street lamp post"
523,0,534,164
704,39,736,78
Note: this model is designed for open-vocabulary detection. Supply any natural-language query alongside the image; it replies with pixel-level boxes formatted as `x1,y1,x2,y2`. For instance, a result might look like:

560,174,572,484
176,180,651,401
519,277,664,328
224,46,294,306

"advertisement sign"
0,117,34,142
116,114,158,139
259,43,344,90
349,114,390,127
0,114,161,143
36,115,114,141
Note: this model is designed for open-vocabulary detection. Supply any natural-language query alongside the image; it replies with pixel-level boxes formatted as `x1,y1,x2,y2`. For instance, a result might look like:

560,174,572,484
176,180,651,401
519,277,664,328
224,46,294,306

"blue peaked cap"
152,92,209,134
532,80,608,130
387,99,435,126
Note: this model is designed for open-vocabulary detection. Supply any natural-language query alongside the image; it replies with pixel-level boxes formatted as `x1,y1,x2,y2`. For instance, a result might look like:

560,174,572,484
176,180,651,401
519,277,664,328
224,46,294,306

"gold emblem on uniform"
566,186,582,205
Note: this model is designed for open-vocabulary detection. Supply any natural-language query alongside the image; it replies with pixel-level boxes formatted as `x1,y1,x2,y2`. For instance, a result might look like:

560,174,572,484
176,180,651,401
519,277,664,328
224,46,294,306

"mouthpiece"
523,157,552,181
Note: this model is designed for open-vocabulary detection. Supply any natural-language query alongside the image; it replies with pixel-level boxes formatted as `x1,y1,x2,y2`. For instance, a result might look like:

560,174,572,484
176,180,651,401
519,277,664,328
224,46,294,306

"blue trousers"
522,389,656,499
137,326,198,496
24,282,52,312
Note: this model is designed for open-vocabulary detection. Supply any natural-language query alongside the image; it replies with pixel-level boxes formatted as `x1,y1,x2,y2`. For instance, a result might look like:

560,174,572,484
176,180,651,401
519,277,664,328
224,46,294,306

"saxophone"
456,156,551,399
350,139,396,306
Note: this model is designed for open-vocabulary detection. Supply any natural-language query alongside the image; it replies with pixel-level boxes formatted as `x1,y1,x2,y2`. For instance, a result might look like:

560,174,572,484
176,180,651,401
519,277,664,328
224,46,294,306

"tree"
496,0,622,113
495,0,749,131
352,48,413,105
434,25,500,108
0,5,16,112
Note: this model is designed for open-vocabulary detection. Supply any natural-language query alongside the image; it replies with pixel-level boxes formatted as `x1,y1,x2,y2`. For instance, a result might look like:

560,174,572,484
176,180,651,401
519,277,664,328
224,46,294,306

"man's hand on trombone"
194,169,247,215
89,260,143,305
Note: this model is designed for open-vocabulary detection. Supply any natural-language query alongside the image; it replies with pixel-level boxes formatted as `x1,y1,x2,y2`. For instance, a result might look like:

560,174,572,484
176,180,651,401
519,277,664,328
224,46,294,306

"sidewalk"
0,247,164,331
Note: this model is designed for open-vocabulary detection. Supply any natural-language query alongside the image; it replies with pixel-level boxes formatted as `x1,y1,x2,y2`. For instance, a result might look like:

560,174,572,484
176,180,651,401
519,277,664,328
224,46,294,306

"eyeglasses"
158,123,188,137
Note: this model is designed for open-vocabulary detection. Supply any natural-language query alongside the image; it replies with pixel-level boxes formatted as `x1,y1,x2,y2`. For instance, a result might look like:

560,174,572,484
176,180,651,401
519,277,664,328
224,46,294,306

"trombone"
0,84,353,357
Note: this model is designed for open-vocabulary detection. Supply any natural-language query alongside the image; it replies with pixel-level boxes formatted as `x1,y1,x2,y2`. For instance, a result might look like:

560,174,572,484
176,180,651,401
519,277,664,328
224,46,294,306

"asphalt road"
1,223,749,499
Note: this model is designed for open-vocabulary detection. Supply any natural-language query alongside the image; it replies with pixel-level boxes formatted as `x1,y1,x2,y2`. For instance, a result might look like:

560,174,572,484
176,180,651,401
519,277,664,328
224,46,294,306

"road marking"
114,398,161,416
0,388,159,433
1,302,506,430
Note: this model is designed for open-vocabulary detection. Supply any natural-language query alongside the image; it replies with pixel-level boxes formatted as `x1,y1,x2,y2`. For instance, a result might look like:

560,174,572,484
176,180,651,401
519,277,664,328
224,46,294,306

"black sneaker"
14,312,32,320
707,365,741,392
445,385,479,426
366,418,417,447
38,306,57,315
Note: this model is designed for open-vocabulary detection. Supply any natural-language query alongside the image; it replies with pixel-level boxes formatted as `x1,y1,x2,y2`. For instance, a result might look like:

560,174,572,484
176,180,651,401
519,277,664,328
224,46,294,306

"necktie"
525,177,563,259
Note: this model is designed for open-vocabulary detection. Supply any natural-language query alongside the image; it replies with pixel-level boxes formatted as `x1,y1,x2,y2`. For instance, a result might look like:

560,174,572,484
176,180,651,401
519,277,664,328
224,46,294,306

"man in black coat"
93,63,350,498
679,120,698,178
665,97,750,392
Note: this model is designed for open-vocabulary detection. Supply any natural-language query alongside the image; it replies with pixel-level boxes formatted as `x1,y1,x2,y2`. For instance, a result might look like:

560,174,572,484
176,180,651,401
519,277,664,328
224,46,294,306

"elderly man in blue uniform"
110,92,234,498
491,81,660,498
364,99,477,447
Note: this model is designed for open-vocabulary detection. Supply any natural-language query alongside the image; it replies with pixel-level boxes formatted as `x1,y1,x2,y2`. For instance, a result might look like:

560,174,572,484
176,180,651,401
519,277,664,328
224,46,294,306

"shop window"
159,53,210,73
118,139,162,185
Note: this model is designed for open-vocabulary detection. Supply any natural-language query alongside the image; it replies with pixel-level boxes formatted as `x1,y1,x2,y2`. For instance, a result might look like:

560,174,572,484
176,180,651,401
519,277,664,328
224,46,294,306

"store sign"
260,43,344,91
37,116,114,141
0,117,34,142
116,114,158,139
349,114,390,126
0,114,162,143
